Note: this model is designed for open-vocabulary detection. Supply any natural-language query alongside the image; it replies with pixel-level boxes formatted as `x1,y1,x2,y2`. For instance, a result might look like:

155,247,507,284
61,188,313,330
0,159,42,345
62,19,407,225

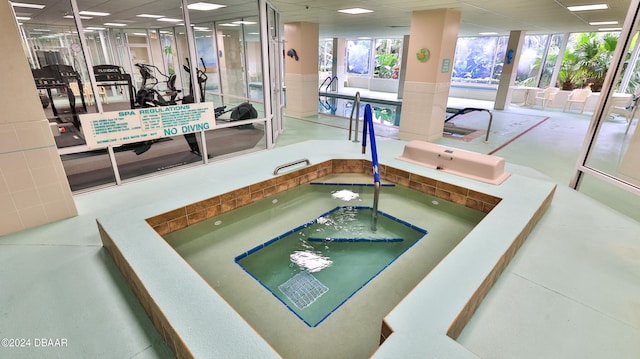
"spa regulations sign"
79,102,214,149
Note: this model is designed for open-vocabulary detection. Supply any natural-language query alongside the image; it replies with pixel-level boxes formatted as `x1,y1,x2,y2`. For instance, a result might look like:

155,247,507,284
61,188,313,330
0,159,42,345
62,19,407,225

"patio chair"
607,93,640,135
533,87,559,109
83,82,108,105
563,88,592,113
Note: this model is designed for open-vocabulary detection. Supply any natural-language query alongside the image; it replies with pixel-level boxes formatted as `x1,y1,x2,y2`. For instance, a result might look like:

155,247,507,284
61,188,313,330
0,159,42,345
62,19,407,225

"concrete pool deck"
97,139,556,358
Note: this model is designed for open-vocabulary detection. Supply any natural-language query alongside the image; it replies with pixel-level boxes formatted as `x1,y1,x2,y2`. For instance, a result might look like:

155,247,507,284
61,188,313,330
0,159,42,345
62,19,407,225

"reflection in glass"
579,9,640,193
11,1,279,192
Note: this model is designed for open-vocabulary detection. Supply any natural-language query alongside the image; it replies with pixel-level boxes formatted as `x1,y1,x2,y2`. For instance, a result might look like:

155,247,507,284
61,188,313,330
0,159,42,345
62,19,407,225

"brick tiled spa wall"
147,159,501,236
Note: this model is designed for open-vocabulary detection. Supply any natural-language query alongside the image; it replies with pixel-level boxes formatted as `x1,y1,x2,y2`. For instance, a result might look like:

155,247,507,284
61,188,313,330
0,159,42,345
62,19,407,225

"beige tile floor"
0,94,638,358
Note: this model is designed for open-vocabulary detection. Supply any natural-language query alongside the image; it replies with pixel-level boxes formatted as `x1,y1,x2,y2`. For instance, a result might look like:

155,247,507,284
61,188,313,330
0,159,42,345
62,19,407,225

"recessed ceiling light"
599,27,622,31
567,4,608,12
10,2,45,9
79,11,110,17
15,16,31,21
104,23,127,27
64,15,93,19
589,21,618,25
219,23,241,27
137,14,164,19
338,8,373,15
187,2,226,11
157,18,182,23
232,20,257,25
479,32,499,35
86,27,106,30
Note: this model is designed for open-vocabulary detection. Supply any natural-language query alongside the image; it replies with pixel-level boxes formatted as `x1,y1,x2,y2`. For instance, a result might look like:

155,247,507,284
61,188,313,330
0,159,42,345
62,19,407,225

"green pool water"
236,205,427,326
163,175,486,353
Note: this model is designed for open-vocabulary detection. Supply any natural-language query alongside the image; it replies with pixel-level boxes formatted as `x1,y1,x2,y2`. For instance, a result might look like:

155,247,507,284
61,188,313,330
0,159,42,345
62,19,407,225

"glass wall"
346,39,371,75
452,36,508,86
13,0,280,192
572,3,640,207
374,39,402,79
319,39,333,81
516,35,550,85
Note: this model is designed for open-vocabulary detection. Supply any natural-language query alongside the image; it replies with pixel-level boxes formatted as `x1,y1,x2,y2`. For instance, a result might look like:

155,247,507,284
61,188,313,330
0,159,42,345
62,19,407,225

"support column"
399,9,461,141
332,38,346,92
397,34,410,99
0,2,77,235
494,31,526,110
284,22,319,118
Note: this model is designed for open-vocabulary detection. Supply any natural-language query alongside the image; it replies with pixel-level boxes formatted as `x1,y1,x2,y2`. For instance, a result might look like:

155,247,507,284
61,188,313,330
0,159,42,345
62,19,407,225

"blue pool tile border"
308,237,404,242
309,182,396,187
234,206,428,327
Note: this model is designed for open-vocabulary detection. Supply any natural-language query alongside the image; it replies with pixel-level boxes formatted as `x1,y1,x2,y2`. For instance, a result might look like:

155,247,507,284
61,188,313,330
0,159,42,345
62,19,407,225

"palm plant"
574,33,617,91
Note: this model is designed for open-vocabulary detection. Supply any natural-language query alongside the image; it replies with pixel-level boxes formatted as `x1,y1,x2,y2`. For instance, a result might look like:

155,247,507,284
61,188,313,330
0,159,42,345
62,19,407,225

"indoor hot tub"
97,140,556,358
161,173,486,356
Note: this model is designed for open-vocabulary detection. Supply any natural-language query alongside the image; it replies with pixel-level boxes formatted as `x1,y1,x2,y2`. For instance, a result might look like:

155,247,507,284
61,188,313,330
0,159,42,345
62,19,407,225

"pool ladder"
362,104,380,231
319,76,338,112
348,92,361,142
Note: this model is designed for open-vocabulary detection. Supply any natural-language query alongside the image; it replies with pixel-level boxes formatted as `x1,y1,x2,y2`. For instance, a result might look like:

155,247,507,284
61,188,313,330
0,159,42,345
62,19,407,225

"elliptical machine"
182,57,208,105
181,58,210,156
129,63,182,155
134,63,180,108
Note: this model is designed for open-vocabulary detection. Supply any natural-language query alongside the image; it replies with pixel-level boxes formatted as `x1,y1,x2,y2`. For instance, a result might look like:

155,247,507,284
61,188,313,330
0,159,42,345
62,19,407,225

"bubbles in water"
290,250,333,273
431,200,439,205
331,189,360,201
214,220,222,226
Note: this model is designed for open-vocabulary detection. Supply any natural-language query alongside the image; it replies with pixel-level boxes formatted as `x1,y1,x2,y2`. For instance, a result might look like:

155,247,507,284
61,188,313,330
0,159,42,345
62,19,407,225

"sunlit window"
346,40,371,75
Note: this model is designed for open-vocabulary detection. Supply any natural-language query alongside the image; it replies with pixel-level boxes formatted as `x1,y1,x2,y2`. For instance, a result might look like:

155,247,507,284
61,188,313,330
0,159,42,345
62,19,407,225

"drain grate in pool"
278,271,328,309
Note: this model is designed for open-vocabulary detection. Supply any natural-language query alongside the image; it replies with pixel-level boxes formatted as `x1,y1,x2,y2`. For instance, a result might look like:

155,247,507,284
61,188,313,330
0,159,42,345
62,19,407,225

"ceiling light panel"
64,15,93,20
567,4,608,12
187,2,226,11
338,8,373,15
589,21,618,25
137,14,164,18
79,11,110,17
10,2,45,9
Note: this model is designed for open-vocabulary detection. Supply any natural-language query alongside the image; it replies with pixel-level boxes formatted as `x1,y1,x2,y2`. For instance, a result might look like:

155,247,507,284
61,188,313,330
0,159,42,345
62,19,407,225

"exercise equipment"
182,57,208,105
93,65,135,109
181,58,209,155
134,63,180,108
33,64,86,128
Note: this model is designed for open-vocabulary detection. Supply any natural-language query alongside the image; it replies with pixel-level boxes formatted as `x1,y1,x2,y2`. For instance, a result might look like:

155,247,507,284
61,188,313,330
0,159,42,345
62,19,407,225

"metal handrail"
319,76,331,91
324,75,338,93
272,158,311,175
483,109,493,143
348,91,361,141
445,107,493,143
